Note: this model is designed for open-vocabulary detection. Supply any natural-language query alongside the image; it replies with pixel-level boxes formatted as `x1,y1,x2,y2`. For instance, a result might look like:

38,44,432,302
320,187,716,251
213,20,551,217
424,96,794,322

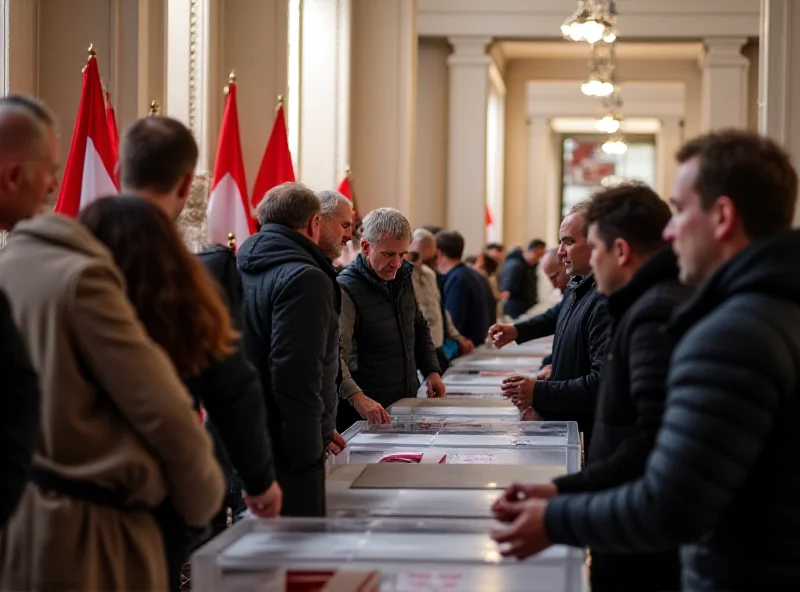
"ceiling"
499,41,704,62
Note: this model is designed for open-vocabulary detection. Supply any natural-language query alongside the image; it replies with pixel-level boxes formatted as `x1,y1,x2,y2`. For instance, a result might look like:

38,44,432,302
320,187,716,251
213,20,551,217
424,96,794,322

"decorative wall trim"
177,173,210,253
188,0,200,135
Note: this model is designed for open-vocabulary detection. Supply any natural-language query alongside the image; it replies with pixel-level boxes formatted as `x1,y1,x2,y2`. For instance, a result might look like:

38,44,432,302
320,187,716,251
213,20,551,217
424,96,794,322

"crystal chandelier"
595,114,621,133
561,0,618,44
595,89,623,133
602,136,628,155
581,42,616,97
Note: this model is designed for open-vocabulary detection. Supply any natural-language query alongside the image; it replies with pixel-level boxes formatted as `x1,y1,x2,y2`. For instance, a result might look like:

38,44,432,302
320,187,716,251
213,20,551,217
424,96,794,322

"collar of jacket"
668,229,800,337
8,213,114,263
264,223,338,282
566,272,597,298
606,247,679,320
353,252,413,292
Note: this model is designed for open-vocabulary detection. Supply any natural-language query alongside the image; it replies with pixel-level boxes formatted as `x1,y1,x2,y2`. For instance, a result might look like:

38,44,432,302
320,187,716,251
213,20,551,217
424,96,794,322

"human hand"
426,373,446,398
491,498,553,559
457,336,475,355
350,393,391,424
327,430,347,456
537,364,552,380
487,324,518,348
498,482,558,505
501,374,536,410
244,481,283,518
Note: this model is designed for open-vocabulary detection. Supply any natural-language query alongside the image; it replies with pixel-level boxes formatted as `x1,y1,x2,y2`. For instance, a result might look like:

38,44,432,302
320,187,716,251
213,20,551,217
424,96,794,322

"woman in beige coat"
0,213,225,591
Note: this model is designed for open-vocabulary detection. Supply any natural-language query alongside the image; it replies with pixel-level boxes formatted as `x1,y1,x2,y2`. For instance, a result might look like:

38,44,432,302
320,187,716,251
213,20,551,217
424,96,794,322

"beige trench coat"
0,215,225,591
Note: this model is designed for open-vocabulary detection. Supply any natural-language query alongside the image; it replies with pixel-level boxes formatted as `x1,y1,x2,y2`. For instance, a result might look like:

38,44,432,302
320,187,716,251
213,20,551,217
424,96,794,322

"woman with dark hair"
78,196,280,589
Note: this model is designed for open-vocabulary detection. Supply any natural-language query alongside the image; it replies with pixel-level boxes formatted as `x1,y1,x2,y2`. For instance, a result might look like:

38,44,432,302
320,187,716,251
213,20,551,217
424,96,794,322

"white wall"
414,37,449,229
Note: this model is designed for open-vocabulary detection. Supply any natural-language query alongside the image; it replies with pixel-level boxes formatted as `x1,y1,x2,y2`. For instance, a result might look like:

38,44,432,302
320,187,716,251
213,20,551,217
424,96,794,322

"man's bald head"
0,94,59,229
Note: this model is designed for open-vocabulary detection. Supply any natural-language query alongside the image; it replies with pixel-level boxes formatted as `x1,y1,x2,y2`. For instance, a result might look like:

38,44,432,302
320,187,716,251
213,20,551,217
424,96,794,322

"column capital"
447,36,492,67
699,37,749,69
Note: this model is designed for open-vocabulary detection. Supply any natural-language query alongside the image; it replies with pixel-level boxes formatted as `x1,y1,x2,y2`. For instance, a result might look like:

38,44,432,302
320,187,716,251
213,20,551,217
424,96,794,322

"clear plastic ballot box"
448,355,544,373
388,396,520,418
191,517,586,592
325,420,580,519
474,339,553,358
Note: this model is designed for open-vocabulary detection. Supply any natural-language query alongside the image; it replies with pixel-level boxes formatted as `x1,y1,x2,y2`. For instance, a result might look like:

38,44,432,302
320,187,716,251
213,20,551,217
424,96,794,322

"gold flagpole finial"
276,95,284,110
148,100,160,116
227,233,236,250
229,70,236,84
88,43,96,57
345,165,352,178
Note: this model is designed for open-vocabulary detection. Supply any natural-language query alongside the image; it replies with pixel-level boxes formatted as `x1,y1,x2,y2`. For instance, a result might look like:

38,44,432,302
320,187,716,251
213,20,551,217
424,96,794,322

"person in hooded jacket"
491,130,800,592
501,239,546,318
238,182,340,517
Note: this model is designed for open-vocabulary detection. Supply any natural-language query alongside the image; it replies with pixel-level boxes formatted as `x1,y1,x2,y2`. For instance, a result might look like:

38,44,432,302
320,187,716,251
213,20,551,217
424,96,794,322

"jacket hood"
237,223,331,275
671,229,800,334
7,213,113,263
505,247,525,263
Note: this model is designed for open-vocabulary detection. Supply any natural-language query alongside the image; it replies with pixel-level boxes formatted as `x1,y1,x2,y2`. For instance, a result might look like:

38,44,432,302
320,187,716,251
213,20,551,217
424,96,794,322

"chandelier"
595,114,621,133
595,89,623,132
581,42,616,97
561,0,618,44
602,136,628,155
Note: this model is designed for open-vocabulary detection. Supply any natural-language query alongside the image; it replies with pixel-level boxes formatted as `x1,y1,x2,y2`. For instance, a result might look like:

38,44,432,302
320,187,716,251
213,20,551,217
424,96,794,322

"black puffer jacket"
237,224,340,517
515,274,609,448
338,255,440,409
553,249,691,591
501,247,539,318
545,231,800,591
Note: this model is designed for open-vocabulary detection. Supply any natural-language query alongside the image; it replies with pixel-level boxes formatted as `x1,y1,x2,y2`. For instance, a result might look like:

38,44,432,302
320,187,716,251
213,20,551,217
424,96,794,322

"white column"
700,37,749,131
656,116,683,200
759,0,800,227
526,116,558,248
446,36,491,257
296,0,351,191
350,0,417,217
6,0,38,95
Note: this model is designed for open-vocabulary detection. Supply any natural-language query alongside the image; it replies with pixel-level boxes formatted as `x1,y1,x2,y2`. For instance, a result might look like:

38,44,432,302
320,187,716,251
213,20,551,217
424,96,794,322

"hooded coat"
237,224,341,517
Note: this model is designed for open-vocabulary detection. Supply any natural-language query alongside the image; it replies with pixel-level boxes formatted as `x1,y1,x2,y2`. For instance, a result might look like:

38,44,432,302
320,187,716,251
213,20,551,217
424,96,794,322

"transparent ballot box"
388,396,520,418
191,517,585,592
416,383,506,398
475,339,553,357
325,421,579,519
442,371,536,388
449,355,544,373
336,419,580,469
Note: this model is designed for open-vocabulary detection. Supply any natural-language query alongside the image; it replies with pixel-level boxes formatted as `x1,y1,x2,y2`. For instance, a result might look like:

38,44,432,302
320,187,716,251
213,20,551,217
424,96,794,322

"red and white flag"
337,167,361,228
251,99,295,210
206,79,254,249
104,89,120,186
54,54,118,216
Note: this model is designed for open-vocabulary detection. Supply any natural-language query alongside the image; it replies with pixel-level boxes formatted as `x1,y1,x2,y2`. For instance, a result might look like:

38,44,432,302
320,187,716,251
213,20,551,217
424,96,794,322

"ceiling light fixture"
602,136,628,155
561,0,618,44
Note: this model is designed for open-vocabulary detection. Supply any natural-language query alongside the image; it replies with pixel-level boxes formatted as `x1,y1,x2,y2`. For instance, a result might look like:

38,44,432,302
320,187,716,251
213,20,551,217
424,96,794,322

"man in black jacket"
501,239,546,318
491,131,800,591
489,202,609,448
238,183,340,517
120,115,281,519
500,184,690,591
337,208,444,430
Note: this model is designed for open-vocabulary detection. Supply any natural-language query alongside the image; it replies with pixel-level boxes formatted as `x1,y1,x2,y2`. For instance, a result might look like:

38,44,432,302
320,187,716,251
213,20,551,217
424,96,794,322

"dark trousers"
276,459,326,517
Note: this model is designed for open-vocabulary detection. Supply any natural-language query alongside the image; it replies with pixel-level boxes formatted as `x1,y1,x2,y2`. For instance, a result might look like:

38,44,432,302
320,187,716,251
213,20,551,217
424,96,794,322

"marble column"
758,0,800,225
700,37,749,131
349,0,417,218
296,0,351,191
446,36,492,256
656,116,683,200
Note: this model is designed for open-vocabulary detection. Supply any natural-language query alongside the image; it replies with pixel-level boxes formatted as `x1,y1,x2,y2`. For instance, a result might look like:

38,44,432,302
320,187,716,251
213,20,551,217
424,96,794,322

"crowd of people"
0,90,798,592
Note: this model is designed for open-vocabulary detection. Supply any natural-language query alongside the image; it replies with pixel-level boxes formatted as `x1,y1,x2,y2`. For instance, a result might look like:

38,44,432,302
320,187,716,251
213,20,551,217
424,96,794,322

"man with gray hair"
406,228,473,371
238,182,341,517
316,189,353,261
337,208,445,430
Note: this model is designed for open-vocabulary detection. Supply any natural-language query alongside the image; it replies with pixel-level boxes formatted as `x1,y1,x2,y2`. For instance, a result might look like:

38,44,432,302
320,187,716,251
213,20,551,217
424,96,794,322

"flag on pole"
104,88,120,186
251,97,295,209
337,166,362,230
54,44,118,216
206,72,255,249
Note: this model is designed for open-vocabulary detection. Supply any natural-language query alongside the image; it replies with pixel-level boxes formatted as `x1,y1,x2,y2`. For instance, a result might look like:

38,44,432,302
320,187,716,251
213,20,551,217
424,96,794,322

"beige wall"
414,37,449,229
503,56,703,248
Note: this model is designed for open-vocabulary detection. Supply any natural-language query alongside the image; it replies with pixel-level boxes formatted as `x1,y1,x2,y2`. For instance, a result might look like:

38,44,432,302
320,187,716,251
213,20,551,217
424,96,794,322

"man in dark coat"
337,208,444,431
237,182,340,517
491,131,800,592
436,230,493,347
120,114,281,519
500,184,690,591
501,239,546,318
490,202,609,449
